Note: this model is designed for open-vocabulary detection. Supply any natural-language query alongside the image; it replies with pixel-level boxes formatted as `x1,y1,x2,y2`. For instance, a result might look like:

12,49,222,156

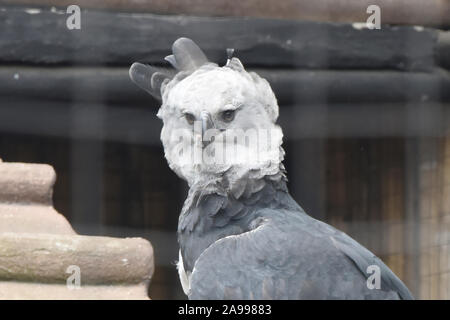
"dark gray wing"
188,216,289,300
327,224,414,300
188,209,412,300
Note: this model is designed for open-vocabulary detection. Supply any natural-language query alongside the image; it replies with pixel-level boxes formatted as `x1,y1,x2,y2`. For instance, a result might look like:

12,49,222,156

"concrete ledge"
0,233,154,285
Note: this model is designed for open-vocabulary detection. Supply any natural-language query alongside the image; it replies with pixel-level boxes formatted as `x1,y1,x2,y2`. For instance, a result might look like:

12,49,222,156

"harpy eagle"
129,38,414,300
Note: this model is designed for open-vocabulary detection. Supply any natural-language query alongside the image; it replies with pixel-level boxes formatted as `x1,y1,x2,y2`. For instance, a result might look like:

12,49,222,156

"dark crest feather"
170,37,209,71
129,37,209,101
129,62,174,101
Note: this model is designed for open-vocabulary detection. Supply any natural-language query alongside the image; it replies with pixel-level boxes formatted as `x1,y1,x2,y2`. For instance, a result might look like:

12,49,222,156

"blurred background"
0,0,449,299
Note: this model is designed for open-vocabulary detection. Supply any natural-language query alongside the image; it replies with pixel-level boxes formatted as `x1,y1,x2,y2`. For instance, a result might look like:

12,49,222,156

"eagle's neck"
177,143,288,272
177,172,290,273
181,167,288,218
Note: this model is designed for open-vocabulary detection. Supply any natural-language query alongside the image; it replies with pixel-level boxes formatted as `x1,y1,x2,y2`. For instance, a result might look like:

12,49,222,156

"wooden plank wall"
325,136,450,299
416,136,450,299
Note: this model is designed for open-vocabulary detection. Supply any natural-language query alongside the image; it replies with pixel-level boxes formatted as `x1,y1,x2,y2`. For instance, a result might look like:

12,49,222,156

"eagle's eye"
184,113,195,125
221,109,236,122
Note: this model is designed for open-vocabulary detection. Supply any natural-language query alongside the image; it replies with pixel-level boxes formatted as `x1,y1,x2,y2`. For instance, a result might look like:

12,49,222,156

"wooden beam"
0,99,447,144
437,32,450,70
1,66,449,108
0,5,443,71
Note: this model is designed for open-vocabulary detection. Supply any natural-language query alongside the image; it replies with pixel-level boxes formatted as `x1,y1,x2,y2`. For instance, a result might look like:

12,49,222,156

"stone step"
0,160,55,205
0,159,155,299
0,281,149,300
0,204,75,234
0,232,154,285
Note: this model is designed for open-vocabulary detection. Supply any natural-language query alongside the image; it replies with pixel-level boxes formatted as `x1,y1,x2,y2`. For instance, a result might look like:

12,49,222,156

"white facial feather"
157,58,284,188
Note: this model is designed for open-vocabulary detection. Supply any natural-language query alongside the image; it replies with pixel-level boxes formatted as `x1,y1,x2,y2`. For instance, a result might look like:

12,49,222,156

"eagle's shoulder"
188,207,411,299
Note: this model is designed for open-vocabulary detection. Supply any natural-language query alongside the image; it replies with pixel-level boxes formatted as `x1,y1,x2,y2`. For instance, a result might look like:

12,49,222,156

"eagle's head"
130,38,284,189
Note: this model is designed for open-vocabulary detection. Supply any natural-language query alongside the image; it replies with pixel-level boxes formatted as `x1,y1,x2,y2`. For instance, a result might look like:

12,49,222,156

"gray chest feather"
177,181,288,273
